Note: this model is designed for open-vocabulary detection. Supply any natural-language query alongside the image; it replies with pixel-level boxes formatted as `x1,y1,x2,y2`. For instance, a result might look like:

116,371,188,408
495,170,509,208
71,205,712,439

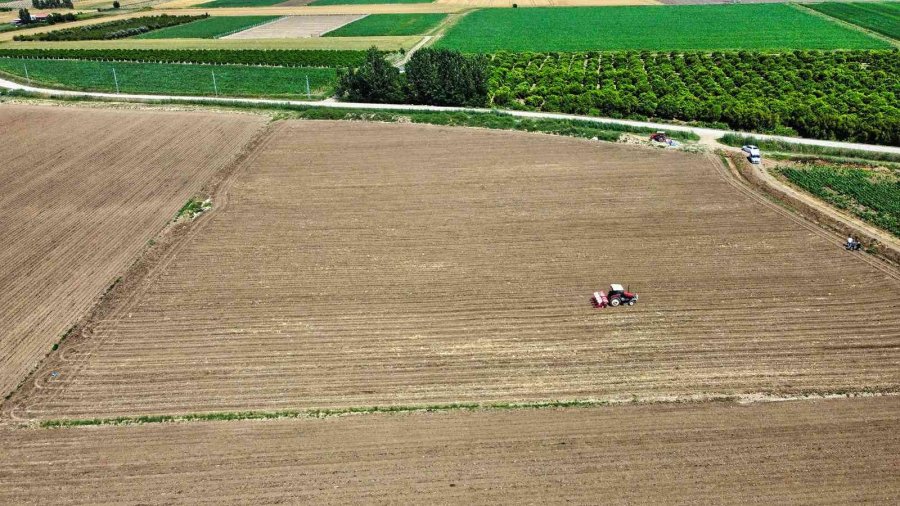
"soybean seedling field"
805,2,900,40
324,14,446,37
0,58,337,98
135,16,280,39
778,164,900,237
436,4,891,52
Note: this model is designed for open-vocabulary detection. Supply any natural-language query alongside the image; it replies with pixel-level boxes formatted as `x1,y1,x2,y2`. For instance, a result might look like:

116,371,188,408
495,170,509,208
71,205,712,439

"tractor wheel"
609,298,621,307
627,300,635,306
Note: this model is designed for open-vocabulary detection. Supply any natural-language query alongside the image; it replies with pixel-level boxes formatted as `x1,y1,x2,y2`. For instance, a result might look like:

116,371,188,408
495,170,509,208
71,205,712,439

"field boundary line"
1,121,280,423
792,3,899,48
1,77,898,155
25,389,900,429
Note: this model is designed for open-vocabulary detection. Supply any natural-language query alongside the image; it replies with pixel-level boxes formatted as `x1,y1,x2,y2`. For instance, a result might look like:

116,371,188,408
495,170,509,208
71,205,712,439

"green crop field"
134,16,279,39
0,58,337,98
324,14,446,37
805,2,900,40
309,0,433,5
778,164,900,237
436,5,890,52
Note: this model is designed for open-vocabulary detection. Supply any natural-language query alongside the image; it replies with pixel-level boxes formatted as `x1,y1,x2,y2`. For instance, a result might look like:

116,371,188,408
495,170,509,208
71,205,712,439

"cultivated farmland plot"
436,4,891,52
15,120,899,421
1,397,898,503
0,104,267,401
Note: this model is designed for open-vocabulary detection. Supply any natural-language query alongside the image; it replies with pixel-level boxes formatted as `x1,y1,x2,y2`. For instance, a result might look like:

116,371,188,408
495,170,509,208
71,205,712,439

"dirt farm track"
1,103,899,502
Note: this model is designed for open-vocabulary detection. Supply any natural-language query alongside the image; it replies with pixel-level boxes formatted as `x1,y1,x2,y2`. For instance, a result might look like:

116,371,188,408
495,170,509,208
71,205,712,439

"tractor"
592,284,639,308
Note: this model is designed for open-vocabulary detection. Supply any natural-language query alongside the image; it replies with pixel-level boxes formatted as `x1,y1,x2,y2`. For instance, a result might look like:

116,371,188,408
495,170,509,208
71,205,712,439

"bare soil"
221,14,366,38
0,104,266,401
1,396,898,504
10,120,898,421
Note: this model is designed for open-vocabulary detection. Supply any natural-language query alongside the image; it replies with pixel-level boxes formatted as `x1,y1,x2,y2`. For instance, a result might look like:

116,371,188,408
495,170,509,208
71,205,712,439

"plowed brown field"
0,104,266,401
2,397,899,504
15,120,899,421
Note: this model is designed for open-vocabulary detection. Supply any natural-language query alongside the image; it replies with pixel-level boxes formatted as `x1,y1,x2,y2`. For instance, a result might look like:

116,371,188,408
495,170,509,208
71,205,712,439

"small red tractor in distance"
649,131,669,143
592,284,639,308
649,131,679,147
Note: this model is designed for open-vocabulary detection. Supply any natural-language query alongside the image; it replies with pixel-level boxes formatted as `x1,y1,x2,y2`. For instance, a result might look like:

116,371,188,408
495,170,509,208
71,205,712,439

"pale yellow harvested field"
4,34,421,49
2,397,899,504
15,120,899,421
0,104,266,401
222,14,365,39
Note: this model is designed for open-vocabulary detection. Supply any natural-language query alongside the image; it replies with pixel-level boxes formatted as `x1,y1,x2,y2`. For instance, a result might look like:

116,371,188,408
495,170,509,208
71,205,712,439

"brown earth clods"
0,104,267,402
11,120,899,421
2,396,899,504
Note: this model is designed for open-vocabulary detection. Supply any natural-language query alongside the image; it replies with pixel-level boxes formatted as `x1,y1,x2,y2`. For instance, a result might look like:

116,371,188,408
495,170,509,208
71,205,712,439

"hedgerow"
0,48,371,68
489,50,900,145
14,15,208,41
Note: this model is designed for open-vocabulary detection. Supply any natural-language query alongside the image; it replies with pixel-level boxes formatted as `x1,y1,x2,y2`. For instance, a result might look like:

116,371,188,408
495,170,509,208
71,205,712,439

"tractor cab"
592,284,639,308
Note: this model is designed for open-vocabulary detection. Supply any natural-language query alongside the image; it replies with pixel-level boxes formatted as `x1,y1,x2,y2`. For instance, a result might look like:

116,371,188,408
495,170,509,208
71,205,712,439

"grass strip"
38,387,896,428
37,400,639,428
0,88,701,142
275,108,700,141
719,134,900,164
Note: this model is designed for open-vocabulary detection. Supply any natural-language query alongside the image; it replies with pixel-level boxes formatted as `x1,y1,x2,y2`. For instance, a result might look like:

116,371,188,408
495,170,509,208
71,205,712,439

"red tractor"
592,284,639,308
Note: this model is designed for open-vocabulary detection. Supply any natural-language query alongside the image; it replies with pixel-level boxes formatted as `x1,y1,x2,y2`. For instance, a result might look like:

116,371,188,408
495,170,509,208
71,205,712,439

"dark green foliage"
0,48,370,68
32,0,73,8
489,50,900,145
404,47,488,106
14,14,207,41
336,47,404,103
778,164,900,236
113,0,120,7
46,12,78,25
18,8,31,24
